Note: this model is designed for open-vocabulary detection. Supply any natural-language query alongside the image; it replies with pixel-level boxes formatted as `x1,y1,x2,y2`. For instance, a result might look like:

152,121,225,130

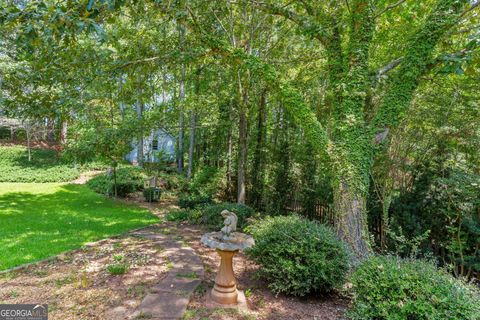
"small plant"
113,254,123,262
143,187,160,202
74,271,89,289
194,282,206,295
244,288,252,298
246,215,349,296
165,259,174,270
349,255,480,320
107,263,129,275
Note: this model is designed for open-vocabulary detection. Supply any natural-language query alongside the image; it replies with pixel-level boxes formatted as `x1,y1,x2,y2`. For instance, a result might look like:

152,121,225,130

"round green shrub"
191,202,255,231
87,166,145,197
246,215,349,296
349,255,480,320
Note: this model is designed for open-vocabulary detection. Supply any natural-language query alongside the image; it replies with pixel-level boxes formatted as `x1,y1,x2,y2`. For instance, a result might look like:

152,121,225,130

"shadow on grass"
0,184,159,271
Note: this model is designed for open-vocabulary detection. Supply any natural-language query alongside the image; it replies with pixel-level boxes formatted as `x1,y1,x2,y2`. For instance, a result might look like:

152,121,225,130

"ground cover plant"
0,146,79,182
0,183,159,270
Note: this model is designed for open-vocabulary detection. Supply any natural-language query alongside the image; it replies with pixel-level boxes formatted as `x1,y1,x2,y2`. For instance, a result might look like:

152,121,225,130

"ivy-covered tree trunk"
333,176,370,259
329,0,374,259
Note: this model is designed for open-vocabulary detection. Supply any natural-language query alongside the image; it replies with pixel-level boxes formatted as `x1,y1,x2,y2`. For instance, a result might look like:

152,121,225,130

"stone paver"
128,230,204,320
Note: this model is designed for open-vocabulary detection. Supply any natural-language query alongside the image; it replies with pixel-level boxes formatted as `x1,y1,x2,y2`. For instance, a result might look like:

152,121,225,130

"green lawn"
0,183,159,271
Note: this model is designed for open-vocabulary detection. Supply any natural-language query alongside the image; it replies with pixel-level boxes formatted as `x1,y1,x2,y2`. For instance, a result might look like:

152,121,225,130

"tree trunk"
136,101,144,167
25,122,32,162
333,177,370,263
47,117,55,144
187,111,196,179
177,23,186,174
226,120,233,200
60,120,68,145
237,107,247,204
177,80,185,173
113,164,118,198
250,89,267,208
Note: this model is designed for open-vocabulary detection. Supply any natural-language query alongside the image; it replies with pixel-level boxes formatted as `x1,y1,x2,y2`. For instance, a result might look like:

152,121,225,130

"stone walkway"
107,229,205,320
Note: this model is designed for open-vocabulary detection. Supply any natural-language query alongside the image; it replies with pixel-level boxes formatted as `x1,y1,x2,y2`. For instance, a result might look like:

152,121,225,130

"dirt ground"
0,233,168,319
0,192,350,320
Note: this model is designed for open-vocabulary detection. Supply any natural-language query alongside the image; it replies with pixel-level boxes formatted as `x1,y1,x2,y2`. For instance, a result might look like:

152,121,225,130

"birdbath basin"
201,210,254,306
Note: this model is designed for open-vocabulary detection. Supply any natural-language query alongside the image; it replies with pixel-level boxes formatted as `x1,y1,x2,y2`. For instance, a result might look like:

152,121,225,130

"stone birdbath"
201,210,254,306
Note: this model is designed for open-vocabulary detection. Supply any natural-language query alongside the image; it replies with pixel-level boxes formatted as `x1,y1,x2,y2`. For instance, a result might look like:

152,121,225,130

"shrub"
349,255,480,320
188,166,225,198
143,187,161,202
87,166,145,197
157,172,187,191
246,215,349,296
165,209,191,222
178,194,212,209
190,203,255,231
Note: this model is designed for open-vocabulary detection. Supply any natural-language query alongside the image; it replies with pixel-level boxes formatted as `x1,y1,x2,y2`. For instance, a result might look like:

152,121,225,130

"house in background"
126,128,176,164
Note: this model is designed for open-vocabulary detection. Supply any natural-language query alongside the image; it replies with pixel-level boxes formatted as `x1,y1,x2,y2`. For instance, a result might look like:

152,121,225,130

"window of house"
152,139,159,151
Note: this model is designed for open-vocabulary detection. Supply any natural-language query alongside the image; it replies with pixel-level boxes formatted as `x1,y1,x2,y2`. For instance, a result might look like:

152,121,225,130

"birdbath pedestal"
211,249,239,305
200,210,254,307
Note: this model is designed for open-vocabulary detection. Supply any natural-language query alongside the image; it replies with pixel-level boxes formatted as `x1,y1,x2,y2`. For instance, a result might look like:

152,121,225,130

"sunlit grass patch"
0,183,159,271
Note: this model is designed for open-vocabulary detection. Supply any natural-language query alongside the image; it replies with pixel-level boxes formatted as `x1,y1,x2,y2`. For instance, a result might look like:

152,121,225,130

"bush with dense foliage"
386,166,480,278
0,146,79,182
178,194,212,209
188,166,225,197
87,166,146,197
246,215,349,296
189,202,255,231
157,172,186,191
349,255,480,320
165,209,191,222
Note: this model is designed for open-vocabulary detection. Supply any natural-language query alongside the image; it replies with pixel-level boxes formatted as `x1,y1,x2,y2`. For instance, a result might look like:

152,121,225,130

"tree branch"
460,0,480,18
249,1,329,45
374,0,407,19
377,57,403,78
